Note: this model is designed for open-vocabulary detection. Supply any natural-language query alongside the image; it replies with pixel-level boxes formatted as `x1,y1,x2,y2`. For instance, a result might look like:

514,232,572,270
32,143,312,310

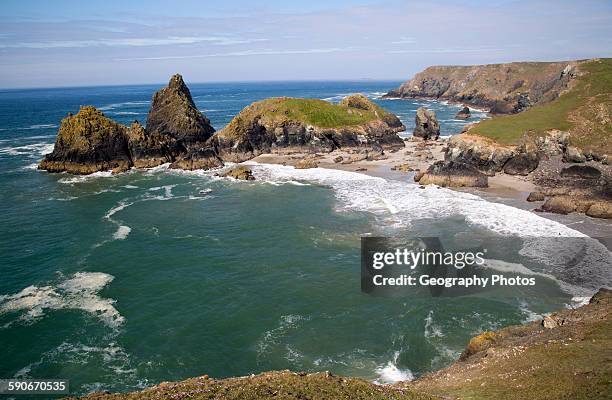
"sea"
0,81,609,397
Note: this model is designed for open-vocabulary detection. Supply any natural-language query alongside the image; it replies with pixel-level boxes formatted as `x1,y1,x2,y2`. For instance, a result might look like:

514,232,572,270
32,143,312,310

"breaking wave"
0,272,124,329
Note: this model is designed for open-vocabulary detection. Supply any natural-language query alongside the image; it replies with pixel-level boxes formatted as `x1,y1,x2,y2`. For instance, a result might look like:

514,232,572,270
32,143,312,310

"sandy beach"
252,138,612,241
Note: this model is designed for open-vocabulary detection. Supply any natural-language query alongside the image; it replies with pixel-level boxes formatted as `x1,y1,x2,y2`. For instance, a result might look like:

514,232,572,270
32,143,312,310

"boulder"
560,165,601,179
526,191,545,202
413,107,440,140
333,156,344,163
445,134,515,176
418,161,488,187
455,106,471,120
586,201,612,219
413,171,425,182
503,152,539,175
146,74,215,153
38,106,131,174
563,146,586,163
542,315,559,329
221,166,255,180
295,159,318,169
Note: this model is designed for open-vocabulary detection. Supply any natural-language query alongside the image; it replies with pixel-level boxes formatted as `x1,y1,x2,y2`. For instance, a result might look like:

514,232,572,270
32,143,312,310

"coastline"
250,140,612,241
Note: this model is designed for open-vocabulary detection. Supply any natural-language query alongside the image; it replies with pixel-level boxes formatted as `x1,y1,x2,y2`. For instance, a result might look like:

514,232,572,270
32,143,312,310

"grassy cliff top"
217,95,396,140
470,58,612,155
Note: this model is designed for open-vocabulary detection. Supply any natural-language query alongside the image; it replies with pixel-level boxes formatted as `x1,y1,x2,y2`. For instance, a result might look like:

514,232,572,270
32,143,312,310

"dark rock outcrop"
454,106,471,119
384,61,579,114
146,74,215,154
503,152,539,175
39,106,132,174
417,161,488,187
413,107,440,140
445,134,515,176
211,95,405,162
40,75,223,174
220,166,255,180
560,165,601,179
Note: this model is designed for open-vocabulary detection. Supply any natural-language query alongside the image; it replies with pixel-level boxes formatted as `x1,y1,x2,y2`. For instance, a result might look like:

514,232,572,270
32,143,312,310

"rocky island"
39,74,222,174
68,288,612,400
39,81,405,173
211,94,405,162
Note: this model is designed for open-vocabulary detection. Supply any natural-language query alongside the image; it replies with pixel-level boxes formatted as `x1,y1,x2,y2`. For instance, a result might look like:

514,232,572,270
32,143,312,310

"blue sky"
0,0,610,88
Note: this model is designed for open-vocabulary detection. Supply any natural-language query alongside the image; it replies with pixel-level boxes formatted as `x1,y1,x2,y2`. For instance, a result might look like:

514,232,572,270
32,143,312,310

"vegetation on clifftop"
470,58,612,155
217,95,397,140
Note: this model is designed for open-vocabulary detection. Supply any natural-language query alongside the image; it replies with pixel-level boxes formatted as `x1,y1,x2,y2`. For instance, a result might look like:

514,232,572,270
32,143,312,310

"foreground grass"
405,290,612,400
470,58,612,155
69,371,435,400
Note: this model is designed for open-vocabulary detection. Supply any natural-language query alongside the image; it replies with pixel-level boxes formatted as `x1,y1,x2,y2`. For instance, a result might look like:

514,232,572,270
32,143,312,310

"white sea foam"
59,170,113,184
0,272,124,329
247,163,584,237
98,101,149,111
108,111,145,116
113,225,132,240
374,351,414,384
0,142,54,157
246,163,609,294
0,124,57,132
424,310,444,338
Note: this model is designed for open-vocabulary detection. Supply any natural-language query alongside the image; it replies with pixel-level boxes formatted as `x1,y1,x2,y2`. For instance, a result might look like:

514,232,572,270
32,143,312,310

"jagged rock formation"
38,106,132,174
385,61,579,114
416,160,488,187
211,94,405,162
39,75,222,174
146,74,215,153
413,107,440,140
454,106,471,119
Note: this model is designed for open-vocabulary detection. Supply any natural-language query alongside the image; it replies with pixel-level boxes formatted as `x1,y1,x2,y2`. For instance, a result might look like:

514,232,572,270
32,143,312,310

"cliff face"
39,75,222,174
385,61,580,113
212,94,405,162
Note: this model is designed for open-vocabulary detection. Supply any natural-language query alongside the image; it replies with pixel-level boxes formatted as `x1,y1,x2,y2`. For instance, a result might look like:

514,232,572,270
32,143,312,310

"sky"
0,0,611,88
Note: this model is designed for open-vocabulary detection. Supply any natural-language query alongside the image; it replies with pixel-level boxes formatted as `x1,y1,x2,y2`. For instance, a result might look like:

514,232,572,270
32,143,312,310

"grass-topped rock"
211,94,405,162
39,106,132,174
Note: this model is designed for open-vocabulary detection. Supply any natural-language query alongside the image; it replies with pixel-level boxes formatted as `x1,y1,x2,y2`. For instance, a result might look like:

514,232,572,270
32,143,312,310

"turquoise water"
0,81,608,397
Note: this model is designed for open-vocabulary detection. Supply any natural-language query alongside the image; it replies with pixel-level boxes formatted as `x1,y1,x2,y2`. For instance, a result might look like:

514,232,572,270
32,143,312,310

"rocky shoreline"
39,62,611,224
67,289,612,399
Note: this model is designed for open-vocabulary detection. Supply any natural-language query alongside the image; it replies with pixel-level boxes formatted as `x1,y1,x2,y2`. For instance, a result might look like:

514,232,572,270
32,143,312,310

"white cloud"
0,36,268,49
391,37,416,45
115,47,355,61
388,47,503,54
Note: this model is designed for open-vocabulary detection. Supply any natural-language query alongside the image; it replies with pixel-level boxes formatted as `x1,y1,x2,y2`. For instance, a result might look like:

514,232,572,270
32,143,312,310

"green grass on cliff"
470,58,612,155
219,96,395,139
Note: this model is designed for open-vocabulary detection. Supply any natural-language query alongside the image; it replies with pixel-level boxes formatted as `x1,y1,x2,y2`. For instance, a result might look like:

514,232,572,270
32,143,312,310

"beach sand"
252,138,611,240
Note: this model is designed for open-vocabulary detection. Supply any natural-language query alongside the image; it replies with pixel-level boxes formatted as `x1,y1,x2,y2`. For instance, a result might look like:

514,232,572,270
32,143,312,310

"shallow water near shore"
0,82,609,396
